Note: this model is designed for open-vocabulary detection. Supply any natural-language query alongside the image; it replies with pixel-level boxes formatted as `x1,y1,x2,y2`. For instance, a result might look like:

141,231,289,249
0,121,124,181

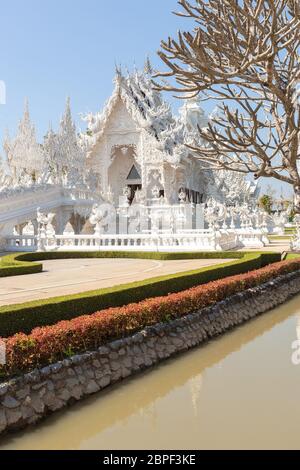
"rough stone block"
0,409,7,432
2,396,20,409
85,380,100,395
6,409,22,426
99,376,111,389
30,394,45,414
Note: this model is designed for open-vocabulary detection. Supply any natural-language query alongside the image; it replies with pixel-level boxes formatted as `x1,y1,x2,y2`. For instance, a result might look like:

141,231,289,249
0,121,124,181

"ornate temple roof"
79,62,208,166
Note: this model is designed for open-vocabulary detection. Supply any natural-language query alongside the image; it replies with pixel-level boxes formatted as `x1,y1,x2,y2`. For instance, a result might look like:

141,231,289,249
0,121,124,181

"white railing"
5,229,238,253
46,232,219,252
5,236,37,252
64,188,97,201
5,228,268,253
216,231,238,251
234,229,265,248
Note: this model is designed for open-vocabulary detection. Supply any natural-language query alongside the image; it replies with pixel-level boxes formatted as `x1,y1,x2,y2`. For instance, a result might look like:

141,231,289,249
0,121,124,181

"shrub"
1,257,299,378
0,254,42,277
0,252,280,337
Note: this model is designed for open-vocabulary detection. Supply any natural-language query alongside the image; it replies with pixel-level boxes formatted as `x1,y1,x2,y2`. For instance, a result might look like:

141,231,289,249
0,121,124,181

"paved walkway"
240,239,290,253
0,258,232,306
0,236,291,307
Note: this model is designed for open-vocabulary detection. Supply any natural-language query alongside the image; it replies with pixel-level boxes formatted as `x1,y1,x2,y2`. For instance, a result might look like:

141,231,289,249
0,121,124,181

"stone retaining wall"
1,270,300,435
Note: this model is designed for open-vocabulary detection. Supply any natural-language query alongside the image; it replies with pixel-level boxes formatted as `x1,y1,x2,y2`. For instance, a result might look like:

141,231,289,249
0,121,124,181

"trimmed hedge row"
0,251,281,337
2,257,300,378
0,254,42,277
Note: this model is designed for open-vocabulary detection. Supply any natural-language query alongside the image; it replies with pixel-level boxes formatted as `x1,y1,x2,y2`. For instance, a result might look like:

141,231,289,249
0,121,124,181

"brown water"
1,296,300,450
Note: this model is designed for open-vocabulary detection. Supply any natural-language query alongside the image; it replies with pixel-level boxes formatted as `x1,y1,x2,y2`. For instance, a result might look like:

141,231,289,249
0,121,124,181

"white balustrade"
4,229,240,253
5,236,37,252
234,229,265,248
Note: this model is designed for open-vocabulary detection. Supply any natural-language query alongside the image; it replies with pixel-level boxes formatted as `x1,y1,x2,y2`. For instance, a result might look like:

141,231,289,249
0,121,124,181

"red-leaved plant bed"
1,258,300,378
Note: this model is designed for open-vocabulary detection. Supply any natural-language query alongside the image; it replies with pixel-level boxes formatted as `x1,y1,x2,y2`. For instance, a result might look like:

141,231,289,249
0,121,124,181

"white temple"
80,66,213,206
0,63,263,252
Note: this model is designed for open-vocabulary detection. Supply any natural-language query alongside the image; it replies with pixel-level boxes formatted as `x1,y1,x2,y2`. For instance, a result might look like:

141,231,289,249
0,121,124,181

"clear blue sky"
0,0,291,196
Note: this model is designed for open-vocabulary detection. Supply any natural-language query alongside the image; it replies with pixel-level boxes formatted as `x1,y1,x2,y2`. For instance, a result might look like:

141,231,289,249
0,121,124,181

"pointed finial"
144,56,153,75
114,62,122,77
65,96,72,117
19,98,33,131
114,63,123,88
24,97,30,120
60,96,73,128
65,96,72,116
46,121,55,137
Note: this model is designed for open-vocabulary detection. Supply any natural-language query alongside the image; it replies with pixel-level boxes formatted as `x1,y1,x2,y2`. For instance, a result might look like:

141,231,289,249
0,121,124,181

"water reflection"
1,295,300,450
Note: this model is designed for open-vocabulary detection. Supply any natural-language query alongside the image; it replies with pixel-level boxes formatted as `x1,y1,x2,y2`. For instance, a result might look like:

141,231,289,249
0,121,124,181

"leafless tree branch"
155,0,300,206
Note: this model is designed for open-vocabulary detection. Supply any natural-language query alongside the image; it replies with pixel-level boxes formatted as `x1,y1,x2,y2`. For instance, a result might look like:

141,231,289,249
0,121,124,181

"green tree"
259,195,273,214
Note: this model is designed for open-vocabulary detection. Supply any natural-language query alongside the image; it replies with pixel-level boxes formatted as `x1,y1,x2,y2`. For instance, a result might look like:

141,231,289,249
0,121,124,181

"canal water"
1,295,300,450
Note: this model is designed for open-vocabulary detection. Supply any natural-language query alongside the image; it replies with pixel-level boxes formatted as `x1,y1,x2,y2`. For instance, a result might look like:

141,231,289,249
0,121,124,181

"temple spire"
144,56,154,75
43,97,85,187
23,98,30,120
59,97,84,186
3,99,45,185
113,64,123,90
60,97,74,133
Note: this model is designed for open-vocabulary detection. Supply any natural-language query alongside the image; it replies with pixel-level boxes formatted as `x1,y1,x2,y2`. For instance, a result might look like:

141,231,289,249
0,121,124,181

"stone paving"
0,258,232,306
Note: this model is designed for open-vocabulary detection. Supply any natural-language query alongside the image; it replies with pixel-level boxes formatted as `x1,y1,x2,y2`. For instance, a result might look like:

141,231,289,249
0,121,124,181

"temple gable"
105,98,138,134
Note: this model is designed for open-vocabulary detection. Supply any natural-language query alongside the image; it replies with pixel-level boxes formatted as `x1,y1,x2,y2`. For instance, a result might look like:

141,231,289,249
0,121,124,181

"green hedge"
0,254,42,277
0,251,280,337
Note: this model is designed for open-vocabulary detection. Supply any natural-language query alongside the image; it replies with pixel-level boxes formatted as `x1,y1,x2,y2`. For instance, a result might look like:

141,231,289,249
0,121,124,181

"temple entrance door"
127,184,142,204
126,164,142,204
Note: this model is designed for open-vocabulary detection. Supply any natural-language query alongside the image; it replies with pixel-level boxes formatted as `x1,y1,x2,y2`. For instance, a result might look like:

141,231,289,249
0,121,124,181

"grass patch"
269,235,292,240
0,251,281,337
285,227,297,234
284,253,300,260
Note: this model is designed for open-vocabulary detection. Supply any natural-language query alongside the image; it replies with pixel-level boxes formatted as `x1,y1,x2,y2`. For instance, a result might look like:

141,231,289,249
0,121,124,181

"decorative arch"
108,145,141,204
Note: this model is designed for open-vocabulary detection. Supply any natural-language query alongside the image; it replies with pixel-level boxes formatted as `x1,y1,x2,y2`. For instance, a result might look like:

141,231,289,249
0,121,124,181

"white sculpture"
89,204,116,237
36,209,55,251
273,211,288,235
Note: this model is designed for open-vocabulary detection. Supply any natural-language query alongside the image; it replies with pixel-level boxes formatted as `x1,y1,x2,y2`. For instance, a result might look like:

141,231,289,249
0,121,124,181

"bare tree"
156,1,300,209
